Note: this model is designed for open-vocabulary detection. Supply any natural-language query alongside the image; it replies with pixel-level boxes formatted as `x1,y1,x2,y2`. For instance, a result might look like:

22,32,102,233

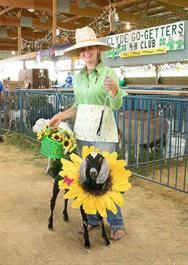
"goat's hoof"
63,215,69,222
105,241,110,246
48,223,53,230
84,243,91,249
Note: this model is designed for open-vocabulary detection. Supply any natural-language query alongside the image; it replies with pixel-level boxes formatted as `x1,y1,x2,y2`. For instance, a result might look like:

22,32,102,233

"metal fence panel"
1,90,187,193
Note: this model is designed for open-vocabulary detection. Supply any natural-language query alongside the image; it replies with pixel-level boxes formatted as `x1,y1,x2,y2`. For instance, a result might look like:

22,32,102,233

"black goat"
79,152,111,248
48,153,111,249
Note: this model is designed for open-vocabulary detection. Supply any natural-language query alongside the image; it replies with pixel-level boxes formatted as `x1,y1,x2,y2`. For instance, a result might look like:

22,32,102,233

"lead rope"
96,85,108,136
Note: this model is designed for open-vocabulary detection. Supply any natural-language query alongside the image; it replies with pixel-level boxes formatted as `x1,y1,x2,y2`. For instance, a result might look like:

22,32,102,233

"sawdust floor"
0,141,188,265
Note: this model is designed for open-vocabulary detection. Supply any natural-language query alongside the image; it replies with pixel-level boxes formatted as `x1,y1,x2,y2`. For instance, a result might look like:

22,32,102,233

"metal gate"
1,90,187,193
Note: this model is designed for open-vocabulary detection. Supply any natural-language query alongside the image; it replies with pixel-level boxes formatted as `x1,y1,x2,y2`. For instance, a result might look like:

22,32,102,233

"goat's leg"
8,114,12,133
48,179,60,230
46,157,52,174
98,215,110,246
63,190,69,222
80,206,90,248
23,115,28,129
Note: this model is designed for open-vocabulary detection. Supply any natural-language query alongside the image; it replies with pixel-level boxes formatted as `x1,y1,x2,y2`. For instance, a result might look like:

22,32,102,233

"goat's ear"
80,159,87,184
96,158,109,184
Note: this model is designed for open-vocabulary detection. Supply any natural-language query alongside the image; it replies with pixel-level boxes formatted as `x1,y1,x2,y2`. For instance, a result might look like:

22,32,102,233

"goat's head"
158,103,171,117
80,152,110,190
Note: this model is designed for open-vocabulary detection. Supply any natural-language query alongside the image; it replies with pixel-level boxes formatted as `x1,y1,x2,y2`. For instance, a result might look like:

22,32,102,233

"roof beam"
0,0,52,12
158,0,188,8
0,15,52,30
158,1,183,12
0,39,18,46
145,0,151,15
0,1,103,17
112,0,136,8
0,6,14,16
0,45,18,50
117,9,142,22
7,29,46,40
59,15,83,23
88,0,109,7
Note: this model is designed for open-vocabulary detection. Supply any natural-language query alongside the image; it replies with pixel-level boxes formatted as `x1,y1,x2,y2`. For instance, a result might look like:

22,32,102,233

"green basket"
40,137,64,159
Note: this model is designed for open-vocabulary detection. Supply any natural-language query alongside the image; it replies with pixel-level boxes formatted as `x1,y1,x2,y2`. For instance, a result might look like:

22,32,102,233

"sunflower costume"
58,146,132,218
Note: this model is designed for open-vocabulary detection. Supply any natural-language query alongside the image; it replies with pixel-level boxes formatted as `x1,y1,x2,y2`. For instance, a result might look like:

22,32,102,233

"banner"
104,21,184,59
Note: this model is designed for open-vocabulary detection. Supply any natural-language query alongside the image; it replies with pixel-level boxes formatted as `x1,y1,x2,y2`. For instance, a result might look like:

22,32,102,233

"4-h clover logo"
159,38,166,46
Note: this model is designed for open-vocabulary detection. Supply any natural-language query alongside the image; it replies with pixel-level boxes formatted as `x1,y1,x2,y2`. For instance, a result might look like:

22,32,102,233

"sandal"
110,228,125,241
78,224,99,234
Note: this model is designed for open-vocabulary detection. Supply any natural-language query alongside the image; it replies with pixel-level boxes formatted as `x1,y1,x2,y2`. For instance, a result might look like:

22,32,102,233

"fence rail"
0,89,187,193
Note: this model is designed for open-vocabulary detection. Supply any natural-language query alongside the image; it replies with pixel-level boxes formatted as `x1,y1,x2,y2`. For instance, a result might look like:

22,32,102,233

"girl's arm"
49,106,77,126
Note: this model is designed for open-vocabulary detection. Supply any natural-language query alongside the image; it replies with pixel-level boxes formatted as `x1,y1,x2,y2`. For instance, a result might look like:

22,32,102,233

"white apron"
74,104,118,143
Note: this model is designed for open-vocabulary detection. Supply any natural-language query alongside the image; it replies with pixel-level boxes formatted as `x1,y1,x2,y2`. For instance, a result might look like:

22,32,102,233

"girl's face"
79,45,98,64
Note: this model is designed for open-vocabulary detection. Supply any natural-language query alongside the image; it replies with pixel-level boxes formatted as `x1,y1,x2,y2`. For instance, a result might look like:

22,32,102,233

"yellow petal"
70,153,83,167
82,146,93,158
95,199,107,217
63,168,79,180
104,151,118,168
71,192,89,208
59,170,66,177
112,182,132,192
60,158,73,167
83,195,97,214
103,194,117,214
109,192,125,207
59,181,70,190
64,185,84,199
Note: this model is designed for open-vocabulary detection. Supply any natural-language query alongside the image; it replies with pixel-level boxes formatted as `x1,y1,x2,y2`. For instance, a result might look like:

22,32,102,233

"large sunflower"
58,146,132,217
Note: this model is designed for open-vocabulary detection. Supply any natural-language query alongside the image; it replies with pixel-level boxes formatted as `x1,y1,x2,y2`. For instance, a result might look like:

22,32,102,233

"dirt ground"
0,138,188,265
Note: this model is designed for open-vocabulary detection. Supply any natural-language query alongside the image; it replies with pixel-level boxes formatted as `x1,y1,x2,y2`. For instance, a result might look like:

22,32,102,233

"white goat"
8,109,29,132
118,110,170,164
32,118,73,173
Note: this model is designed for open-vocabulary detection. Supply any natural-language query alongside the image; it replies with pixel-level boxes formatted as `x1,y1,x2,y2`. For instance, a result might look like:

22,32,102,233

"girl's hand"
104,76,118,97
49,113,62,127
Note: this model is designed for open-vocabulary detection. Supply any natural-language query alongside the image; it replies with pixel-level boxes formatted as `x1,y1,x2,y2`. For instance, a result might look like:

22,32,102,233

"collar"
80,61,104,75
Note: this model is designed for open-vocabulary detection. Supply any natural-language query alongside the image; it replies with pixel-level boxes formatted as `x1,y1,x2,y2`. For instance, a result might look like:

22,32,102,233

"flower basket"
36,123,77,159
40,136,64,159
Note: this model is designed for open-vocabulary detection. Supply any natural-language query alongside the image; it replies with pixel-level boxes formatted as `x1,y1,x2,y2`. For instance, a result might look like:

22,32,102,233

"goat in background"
118,106,170,164
8,108,29,132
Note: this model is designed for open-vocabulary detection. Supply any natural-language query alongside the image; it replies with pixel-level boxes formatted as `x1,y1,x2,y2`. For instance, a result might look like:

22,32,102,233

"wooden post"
155,64,160,85
18,26,22,56
52,0,57,44
109,6,116,33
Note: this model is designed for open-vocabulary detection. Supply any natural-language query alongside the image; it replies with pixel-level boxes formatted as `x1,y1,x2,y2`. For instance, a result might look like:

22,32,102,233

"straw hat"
64,27,111,57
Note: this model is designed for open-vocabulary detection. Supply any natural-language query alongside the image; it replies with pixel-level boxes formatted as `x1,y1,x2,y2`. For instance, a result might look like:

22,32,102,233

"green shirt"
73,62,127,110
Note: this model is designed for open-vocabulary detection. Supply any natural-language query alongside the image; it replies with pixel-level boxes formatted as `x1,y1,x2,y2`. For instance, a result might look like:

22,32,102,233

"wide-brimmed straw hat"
64,26,111,57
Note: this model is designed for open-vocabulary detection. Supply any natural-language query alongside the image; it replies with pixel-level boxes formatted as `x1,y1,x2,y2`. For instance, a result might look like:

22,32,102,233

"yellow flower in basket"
51,133,63,142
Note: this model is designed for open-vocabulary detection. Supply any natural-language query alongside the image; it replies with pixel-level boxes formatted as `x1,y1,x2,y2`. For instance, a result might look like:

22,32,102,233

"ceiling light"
28,9,35,12
56,28,60,35
126,22,131,30
12,51,16,55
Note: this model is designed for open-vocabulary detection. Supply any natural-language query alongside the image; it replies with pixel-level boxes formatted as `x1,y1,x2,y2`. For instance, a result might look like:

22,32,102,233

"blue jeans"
77,140,125,229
